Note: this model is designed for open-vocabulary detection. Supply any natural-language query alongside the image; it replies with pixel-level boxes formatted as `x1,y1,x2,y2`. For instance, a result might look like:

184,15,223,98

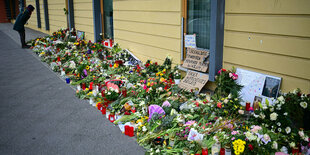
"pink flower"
231,131,238,135
143,85,147,90
251,126,262,133
217,102,222,108
185,120,196,126
231,137,235,141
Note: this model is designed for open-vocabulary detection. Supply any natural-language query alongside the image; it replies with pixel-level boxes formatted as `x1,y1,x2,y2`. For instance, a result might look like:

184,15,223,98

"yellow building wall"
24,0,39,31
74,0,94,41
48,0,67,33
113,0,182,65
224,0,310,93
25,0,67,35
25,0,95,41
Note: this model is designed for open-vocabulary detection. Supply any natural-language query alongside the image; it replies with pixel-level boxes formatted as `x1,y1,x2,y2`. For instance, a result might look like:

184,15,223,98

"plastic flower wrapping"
28,28,310,155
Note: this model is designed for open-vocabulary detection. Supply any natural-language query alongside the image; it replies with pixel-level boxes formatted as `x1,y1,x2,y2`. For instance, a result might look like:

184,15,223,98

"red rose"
248,144,254,151
222,69,226,72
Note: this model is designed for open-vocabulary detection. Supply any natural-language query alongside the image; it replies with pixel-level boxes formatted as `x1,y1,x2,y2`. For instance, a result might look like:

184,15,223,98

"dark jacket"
13,9,31,32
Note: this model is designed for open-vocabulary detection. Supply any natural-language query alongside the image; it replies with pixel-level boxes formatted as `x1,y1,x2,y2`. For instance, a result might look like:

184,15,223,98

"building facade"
12,0,310,93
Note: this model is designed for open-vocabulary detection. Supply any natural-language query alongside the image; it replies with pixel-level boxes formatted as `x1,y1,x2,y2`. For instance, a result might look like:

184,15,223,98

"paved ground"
0,23,145,155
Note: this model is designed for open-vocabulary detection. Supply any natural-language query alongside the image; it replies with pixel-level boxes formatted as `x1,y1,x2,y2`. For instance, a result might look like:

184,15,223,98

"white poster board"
184,34,196,48
236,68,281,106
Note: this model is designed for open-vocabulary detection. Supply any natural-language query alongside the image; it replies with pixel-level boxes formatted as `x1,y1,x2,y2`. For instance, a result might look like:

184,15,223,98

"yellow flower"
160,77,165,82
86,65,90,70
147,83,150,87
85,88,89,91
235,150,240,155
113,63,119,68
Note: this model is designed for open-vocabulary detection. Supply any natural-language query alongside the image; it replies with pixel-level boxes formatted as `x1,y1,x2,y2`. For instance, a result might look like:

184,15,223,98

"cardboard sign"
185,34,196,48
182,48,209,72
178,70,209,92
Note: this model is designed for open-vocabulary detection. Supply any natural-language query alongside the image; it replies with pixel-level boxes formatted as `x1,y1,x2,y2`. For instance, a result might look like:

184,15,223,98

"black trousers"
17,30,26,47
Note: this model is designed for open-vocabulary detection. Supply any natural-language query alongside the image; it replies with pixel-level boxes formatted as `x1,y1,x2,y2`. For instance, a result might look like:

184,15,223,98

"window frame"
182,0,225,82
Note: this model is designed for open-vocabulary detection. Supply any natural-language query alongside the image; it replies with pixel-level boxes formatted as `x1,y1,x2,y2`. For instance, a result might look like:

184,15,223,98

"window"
187,0,211,49
183,0,225,81
93,0,114,41
103,0,113,39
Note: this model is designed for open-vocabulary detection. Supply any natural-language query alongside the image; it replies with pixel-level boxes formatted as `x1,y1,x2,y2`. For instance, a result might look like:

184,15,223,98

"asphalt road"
0,23,145,155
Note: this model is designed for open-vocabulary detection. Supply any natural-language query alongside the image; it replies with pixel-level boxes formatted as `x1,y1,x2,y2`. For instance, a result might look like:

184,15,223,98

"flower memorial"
29,28,310,154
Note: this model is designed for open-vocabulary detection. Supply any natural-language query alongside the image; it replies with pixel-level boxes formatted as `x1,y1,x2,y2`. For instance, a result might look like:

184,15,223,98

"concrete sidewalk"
0,23,145,155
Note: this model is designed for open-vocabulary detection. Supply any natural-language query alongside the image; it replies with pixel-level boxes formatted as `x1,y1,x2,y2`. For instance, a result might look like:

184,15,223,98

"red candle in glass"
202,148,208,155
128,126,134,137
82,83,86,90
108,114,115,123
122,88,127,97
101,89,105,97
246,102,251,111
89,82,93,90
101,107,106,115
124,125,129,136
97,103,102,110
292,148,299,154
220,148,225,155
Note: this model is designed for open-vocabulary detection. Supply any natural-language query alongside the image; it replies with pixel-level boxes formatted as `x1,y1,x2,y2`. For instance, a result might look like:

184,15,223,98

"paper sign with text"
185,34,196,48
182,48,209,72
178,70,209,92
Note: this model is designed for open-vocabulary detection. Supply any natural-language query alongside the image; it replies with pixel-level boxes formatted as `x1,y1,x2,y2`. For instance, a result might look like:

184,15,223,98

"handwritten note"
182,48,209,72
185,34,196,48
178,70,209,92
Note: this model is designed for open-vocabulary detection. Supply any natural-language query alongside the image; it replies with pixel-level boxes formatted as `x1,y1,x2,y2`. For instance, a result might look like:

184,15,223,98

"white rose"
289,142,295,148
277,122,281,126
277,96,285,103
270,107,274,112
285,127,291,134
299,130,305,137
224,99,229,103
300,102,307,109
270,112,278,121
272,141,278,150
155,149,160,153
260,113,266,119
283,112,288,116
278,128,282,132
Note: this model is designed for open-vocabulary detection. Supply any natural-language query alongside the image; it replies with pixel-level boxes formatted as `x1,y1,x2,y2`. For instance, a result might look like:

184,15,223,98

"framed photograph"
262,76,281,98
76,30,85,40
253,96,262,104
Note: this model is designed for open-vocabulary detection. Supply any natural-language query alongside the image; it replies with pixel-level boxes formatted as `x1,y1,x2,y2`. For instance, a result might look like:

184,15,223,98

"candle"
89,82,93,90
108,114,115,123
101,107,106,115
97,102,102,110
128,126,134,137
202,148,208,155
65,78,70,84
246,102,251,111
82,83,86,90
122,88,127,97
101,89,105,97
220,148,225,155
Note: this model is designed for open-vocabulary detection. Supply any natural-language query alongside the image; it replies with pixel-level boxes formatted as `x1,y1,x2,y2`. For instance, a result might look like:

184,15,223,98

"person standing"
13,5,35,48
